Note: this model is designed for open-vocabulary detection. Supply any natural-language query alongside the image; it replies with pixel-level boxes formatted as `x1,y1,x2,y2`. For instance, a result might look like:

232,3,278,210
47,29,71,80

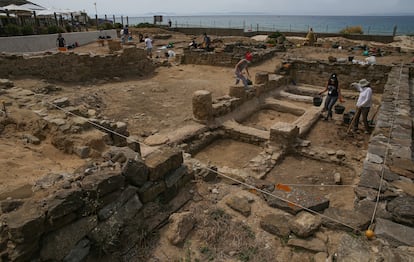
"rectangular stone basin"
193,139,263,169
241,109,300,130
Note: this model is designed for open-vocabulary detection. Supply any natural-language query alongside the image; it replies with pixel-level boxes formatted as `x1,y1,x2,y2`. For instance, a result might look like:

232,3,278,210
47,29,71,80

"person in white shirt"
351,79,373,134
144,35,153,58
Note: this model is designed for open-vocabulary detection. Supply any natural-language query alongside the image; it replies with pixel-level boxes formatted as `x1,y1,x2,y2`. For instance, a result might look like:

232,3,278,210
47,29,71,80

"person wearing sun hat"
351,78,373,133
234,52,252,89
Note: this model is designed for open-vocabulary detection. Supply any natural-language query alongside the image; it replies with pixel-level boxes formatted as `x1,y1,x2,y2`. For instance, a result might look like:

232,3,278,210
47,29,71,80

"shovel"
347,107,360,134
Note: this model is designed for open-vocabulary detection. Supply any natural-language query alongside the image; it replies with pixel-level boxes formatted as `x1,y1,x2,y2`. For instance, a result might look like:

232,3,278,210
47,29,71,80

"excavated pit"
193,138,263,168
240,109,300,130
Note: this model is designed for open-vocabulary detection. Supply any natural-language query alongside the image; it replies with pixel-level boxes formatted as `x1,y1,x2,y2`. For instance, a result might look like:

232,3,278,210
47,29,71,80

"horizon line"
105,12,414,17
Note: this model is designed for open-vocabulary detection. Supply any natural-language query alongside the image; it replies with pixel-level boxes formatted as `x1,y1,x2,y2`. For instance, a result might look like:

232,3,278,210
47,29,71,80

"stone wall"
182,46,281,67
0,47,155,82
172,28,395,44
354,66,414,247
0,145,193,261
172,27,245,37
292,61,391,93
244,31,395,44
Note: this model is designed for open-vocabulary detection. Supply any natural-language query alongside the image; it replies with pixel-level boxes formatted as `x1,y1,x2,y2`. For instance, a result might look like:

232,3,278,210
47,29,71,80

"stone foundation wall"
0,146,193,261
292,61,391,93
0,47,155,82
173,28,395,44
354,66,414,244
182,46,280,67
211,75,287,119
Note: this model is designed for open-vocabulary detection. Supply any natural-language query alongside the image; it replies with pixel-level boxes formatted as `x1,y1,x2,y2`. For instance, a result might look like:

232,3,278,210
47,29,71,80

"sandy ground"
1,28,413,260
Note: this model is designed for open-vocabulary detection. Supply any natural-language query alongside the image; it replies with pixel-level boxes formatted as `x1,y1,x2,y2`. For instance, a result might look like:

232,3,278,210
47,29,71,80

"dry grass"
193,207,275,262
339,25,364,35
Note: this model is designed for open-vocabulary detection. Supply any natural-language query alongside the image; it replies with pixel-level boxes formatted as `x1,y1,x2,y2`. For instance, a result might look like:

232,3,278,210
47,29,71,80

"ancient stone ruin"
0,41,413,261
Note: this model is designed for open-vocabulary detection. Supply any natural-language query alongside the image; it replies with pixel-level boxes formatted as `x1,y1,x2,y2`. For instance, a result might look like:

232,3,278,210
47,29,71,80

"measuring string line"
48,101,360,232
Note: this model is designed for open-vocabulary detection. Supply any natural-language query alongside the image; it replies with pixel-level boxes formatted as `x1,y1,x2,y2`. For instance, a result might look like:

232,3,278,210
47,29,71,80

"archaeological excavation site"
0,29,413,261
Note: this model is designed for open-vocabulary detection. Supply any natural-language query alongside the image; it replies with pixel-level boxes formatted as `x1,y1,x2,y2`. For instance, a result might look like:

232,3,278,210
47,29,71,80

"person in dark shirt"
56,33,66,48
319,73,344,120
202,32,211,49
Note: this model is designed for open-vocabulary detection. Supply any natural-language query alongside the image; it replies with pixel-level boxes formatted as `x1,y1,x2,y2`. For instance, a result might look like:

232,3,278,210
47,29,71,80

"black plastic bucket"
334,104,345,114
343,113,352,124
313,96,322,106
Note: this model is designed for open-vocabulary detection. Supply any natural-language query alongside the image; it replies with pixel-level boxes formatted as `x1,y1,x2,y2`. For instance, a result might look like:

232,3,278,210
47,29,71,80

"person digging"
234,52,253,90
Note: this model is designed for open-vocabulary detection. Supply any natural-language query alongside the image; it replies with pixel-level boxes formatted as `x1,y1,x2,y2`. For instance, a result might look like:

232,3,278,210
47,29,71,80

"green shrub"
135,22,157,28
268,31,283,39
266,39,276,45
99,22,114,30
65,24,72,32
38,26,49,34
4,24,21,36
21,25,34,35
339,25,363,35
113,22,122,29
48,25,64,34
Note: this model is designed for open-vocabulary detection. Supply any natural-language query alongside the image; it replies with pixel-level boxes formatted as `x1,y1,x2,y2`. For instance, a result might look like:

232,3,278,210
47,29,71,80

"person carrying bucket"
318,73,344,120
234,52,253,90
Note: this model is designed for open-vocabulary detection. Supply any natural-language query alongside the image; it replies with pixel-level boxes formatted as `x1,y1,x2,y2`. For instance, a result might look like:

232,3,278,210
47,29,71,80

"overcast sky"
31,0,413,16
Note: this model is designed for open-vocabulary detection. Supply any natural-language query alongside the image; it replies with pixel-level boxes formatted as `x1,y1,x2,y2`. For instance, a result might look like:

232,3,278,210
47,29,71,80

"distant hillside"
0,0,32,7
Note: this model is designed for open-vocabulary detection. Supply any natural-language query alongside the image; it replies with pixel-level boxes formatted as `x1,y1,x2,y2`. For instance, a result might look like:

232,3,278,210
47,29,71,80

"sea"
114,15,414,36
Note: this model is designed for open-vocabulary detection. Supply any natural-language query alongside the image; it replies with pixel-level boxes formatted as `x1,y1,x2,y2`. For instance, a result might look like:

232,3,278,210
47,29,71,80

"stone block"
260,213,292,238
287,238,326,253
122,159,149,186
254,83,266,96
322,207,370,232
335,234,370,262
255,71,269,85
145,146,183,181
387,196,414,226
225,195,251,217
81,171,125,197
354,199,392,220
269,122,299,147
375,218,414,247
73,146,90,159
166,212,195,246
358,169,388,192
98,186,138,221
40,216,97,261
165,165,188,188
288,211,322,238
264,187,329,215
228,85,247,99
138,181,166,203
192,90,213,123
63,238,90,262
46,188,84,228
6,200,45,244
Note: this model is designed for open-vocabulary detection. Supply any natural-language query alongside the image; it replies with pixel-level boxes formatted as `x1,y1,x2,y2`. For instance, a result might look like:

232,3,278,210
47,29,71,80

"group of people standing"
120,25,153,58
319,73,373,134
